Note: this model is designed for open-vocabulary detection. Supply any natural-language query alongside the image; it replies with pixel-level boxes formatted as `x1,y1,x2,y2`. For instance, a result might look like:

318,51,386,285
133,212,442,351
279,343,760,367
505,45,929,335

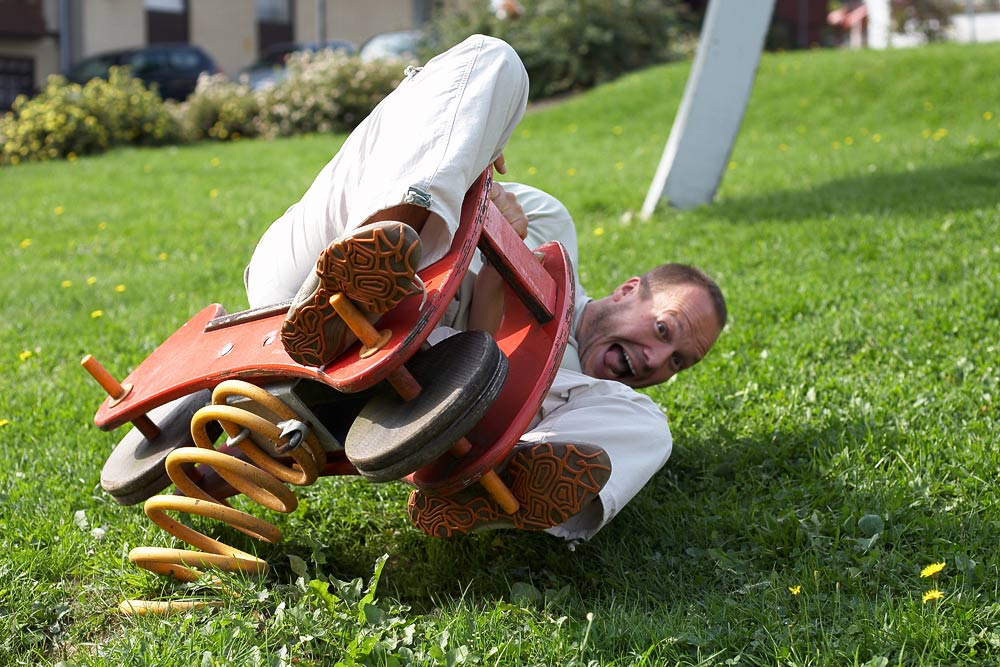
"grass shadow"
711,155,1000,224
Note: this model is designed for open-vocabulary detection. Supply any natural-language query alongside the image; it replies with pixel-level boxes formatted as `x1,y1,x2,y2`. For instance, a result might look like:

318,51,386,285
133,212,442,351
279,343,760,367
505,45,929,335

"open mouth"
604,343,636,379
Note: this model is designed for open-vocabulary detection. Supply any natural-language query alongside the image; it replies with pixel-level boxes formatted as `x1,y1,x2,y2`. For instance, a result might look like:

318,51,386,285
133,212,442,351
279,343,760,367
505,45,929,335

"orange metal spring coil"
120,380,326,615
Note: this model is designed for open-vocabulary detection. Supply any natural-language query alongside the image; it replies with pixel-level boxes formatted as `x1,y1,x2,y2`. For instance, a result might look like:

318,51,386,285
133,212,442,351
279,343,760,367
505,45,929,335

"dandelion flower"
566,168,577,177
61,280,72,288
933,128,948,141
789,585,801,595
91,310,103,319
527,166,538,176
158,252,169,261
844,136,854,145
19,350,33,361
54,205,65,216
0,419,8,427
921,129,932,138
115,284,126,293
778,143,788,152
209,188,220,198
872,134,882,143
728,161,737,170
920,562,945,578
615,162,625,170
86,276,97,285
594,227,605,236
67,152,77,162
519,129,531,139
98,221,107,230
211,157,221,167
832,141,841,150
922,589,944,603
19,238,31,249
985,111,994,121
612,126,623,136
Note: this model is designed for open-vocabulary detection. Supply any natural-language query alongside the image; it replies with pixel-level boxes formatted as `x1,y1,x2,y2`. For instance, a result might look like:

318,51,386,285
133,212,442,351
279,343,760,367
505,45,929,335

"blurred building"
0,0,433,108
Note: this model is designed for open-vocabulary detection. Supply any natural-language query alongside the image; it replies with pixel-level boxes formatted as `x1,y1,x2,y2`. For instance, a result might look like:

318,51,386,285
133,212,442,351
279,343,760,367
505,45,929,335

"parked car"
64,44,219,101
239,40,356,91
358,30,423,63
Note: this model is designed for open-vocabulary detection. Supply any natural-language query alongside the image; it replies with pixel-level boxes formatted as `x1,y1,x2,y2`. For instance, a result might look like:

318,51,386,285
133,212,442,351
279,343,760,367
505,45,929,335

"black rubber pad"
100,390,211,505
345,331,507,479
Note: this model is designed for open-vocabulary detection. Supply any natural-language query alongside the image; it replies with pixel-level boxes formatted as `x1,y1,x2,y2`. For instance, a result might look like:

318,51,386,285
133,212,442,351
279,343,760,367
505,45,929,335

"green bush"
172,73,261,142
424,0,695,99
0,52,405,165
254,50,407,138
0,67,179,165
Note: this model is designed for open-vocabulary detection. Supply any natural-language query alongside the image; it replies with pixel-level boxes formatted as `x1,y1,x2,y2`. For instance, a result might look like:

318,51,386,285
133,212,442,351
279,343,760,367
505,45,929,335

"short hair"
638,263,727,330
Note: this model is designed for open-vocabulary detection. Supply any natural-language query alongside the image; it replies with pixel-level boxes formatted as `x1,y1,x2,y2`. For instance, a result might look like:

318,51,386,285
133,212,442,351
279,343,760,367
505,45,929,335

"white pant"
245,36,673,541
246,34,529,307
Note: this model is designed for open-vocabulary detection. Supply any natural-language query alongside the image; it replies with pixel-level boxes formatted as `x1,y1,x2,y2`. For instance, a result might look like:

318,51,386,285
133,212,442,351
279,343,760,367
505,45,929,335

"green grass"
2,41,999,665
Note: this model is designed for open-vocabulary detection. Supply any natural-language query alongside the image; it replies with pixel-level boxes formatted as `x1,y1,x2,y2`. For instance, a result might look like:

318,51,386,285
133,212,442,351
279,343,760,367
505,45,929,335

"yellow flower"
922,589,943,603
19,350,33,361
527,166,538,175
19,238,31,249
158,252,169,261
932,128,948,141
566,168,577,177
615,162,625,170
920,562,945,578
832,141,842,150
788,585,801,595
54,205,65,215
115,284,126,293
778,143,788,152
91,310,103,319
844,136,854,145
872,134,882,143
921,129,932,138
612,126,623,136
86,276,97,285
61,280,72,288
210,157,221,166
593,227,605,236
728,161,737,170
209,188,220,198
0,419,8,427
67,152,77,162
519,129,530,139
98,221,107,231
985,111,994,121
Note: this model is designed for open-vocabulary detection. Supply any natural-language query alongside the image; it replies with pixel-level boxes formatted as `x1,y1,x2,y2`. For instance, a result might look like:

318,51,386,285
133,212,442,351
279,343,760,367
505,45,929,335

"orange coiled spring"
121,380,327,615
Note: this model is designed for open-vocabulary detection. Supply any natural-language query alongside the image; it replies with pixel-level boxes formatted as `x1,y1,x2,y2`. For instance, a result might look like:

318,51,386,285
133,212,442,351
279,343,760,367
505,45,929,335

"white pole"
641,0,775,216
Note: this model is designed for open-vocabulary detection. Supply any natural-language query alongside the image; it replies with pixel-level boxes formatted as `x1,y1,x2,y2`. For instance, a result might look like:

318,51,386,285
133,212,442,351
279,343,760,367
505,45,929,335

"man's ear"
612,276,642,302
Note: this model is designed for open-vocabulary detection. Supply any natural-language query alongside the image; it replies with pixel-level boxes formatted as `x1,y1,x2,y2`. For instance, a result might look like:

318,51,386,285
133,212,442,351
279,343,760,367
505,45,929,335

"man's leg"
407,369,672,540
245,35,529,309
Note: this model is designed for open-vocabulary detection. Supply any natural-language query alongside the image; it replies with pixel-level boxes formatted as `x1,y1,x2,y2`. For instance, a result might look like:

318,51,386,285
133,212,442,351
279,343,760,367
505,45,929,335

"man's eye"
656,321,668,338
672,353,683,370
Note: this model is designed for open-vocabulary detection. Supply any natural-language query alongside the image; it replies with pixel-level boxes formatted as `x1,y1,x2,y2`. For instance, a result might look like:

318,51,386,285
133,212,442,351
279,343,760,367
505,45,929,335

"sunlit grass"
1,41,998,665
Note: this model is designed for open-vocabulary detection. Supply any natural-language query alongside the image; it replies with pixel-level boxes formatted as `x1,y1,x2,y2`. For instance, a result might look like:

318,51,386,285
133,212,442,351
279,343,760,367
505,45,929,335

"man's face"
577,278,721,388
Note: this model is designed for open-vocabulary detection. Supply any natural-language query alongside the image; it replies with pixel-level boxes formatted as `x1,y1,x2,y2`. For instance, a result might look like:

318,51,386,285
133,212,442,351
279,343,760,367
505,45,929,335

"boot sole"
407,442,612,538
281,222,421,367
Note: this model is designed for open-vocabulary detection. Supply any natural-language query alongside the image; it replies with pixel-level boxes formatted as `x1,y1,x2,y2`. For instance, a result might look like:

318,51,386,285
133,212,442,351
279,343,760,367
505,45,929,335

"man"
245,35,725,541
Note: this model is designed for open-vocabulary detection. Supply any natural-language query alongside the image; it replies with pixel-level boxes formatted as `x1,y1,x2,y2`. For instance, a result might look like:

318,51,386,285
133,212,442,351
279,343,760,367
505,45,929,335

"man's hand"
489,180,528,239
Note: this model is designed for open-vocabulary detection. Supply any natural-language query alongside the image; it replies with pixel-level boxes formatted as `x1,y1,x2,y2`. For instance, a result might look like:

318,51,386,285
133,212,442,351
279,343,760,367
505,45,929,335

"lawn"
2,41,999,666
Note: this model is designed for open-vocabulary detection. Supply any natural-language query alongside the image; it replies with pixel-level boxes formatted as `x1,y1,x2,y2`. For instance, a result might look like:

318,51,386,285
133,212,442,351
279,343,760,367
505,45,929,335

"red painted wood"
408,240,574,494
478,204,557,322
94,172,491,431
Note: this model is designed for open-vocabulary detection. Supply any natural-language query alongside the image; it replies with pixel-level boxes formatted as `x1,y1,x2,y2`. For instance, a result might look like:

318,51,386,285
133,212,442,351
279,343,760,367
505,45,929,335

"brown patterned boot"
407,442,612,538
281,221,422,367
